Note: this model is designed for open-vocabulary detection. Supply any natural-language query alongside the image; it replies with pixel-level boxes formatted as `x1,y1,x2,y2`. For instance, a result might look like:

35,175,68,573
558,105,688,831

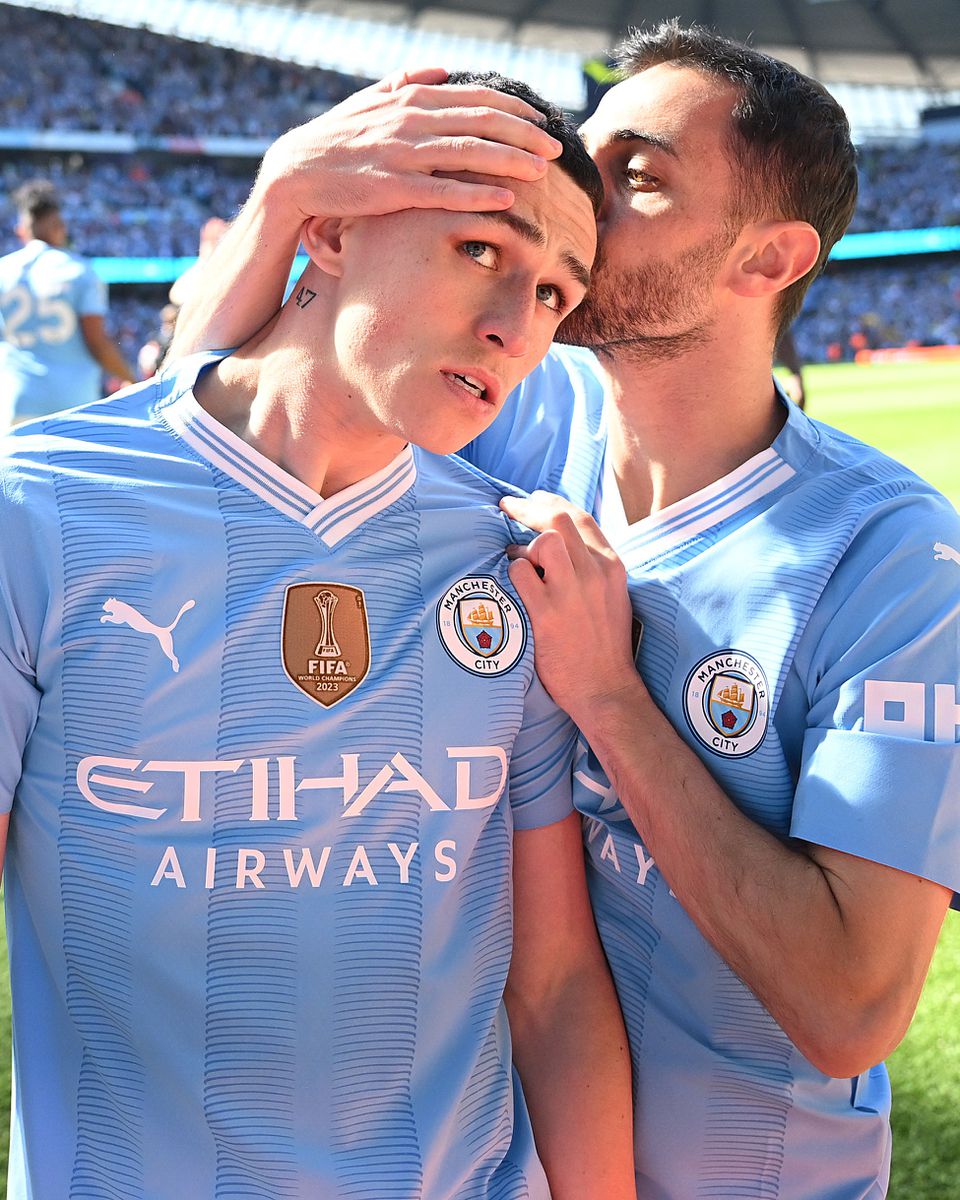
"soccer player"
170,25,960,1199
0,79,636,1198
0,180,134,427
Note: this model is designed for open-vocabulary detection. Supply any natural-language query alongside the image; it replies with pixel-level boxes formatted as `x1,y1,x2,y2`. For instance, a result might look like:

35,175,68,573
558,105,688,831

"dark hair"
447,71,604,218
12,179,61,223
615,20,858,334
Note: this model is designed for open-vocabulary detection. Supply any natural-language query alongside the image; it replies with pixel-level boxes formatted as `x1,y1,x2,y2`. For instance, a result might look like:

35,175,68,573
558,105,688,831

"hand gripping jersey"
467,345,960,1200
0,354,576,1200
0,240,108,426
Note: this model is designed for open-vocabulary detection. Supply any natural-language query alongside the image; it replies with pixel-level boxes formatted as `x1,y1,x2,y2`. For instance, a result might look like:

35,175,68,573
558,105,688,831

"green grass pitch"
0,359,957,1193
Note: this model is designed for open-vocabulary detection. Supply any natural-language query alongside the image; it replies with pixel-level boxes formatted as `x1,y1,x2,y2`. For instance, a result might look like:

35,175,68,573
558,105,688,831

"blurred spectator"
0,179,134,427
794,259,960,362
137,301,179,378
774,328,806,409
169,215,229,308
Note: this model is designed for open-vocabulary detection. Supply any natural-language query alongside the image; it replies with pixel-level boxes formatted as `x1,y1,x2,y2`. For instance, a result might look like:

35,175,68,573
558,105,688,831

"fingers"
506,554,543,610
501,493,616,560
508,526,573,573
380,67,450,90
265,73,564,224
364,77,563,160
399,81,564,143
415,176,516,211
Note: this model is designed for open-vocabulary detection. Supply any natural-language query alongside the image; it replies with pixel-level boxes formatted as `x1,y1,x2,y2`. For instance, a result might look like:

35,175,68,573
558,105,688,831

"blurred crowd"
850,142,960,233
794,260,960,362
1,2,958,366
0,157,252,258
0,5,367,138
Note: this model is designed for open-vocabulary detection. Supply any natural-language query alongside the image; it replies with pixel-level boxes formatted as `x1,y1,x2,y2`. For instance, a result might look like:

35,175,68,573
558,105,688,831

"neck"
595,324,786,525
194,315,406,498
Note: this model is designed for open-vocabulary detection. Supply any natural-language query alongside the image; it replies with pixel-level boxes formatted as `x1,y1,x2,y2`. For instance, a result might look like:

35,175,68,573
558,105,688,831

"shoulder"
415,447,523,508
461,345,608,501
0,376,169,491
778,415,960,668
781,407,958,548
513,343,606,416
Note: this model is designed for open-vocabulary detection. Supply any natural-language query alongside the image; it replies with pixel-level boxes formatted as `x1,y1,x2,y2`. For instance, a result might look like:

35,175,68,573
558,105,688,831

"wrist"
566,667,651,734
257,136,316,227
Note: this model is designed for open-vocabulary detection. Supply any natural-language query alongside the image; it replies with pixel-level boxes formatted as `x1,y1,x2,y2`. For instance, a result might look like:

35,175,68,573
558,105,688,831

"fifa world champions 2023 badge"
683,649,770,757
282,582,371,707
437,576,526,677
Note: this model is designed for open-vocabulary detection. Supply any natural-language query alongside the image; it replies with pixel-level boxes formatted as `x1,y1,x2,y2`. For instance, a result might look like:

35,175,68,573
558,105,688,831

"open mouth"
443,371,488,401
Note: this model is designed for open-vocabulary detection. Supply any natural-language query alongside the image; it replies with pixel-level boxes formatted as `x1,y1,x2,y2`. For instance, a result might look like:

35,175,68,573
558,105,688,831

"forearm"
96,344,134,383
81,322,134,384
507,955,635,1198
575,678,918,1076
170,175,302,359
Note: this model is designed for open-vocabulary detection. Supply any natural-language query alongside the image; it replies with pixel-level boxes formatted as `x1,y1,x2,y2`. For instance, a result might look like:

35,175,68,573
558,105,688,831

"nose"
476,291,536,359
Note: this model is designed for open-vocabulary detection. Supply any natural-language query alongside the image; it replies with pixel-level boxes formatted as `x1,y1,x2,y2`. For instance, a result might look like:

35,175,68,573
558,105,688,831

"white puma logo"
933,542,960,566
101,598,196,672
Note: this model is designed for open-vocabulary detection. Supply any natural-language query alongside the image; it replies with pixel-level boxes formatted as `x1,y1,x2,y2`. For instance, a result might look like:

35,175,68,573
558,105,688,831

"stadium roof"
279,0,960,86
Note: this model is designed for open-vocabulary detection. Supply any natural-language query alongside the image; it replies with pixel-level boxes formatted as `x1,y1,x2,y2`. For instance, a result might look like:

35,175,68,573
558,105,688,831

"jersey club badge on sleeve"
437,575,526,677
282,582,371,707
683,649,770,757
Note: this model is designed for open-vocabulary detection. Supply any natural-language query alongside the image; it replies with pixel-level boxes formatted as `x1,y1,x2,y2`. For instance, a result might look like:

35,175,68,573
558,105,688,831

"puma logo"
933,542,960,566
101,598,196,672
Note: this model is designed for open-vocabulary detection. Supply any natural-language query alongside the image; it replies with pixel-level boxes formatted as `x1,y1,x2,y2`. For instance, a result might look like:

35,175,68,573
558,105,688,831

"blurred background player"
0,179,134,427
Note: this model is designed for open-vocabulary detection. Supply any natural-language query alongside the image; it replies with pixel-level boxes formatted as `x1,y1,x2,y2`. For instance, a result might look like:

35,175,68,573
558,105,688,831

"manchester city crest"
683,650,770,757
437,575,526,677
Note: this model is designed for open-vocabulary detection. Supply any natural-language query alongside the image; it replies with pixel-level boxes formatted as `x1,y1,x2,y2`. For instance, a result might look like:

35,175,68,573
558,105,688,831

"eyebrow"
474,210,592,292
609,128,679,159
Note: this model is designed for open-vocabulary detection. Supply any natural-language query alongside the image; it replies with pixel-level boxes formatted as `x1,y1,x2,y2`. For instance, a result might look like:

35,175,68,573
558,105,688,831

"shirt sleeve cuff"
791,727,960,897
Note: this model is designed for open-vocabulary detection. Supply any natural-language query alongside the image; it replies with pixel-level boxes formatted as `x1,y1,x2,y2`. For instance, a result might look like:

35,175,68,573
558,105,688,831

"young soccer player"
0,78,636,1199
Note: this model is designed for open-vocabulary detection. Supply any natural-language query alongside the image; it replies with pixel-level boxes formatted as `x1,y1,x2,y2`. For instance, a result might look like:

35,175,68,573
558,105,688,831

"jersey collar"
599,383,802,566
158,353,417,548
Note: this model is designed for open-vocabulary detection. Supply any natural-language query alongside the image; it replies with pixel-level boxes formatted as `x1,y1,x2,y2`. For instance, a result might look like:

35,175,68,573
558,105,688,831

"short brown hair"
616,20,858,335
12,179,61,223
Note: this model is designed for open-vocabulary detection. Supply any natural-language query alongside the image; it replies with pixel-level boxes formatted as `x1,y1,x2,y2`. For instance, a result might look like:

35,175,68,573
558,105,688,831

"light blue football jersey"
0,353,577,1200
0,239,107,425
467,345,960,1199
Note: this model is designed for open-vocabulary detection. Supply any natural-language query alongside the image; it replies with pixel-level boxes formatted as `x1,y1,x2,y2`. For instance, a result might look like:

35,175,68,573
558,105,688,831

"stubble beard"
556,229,736,365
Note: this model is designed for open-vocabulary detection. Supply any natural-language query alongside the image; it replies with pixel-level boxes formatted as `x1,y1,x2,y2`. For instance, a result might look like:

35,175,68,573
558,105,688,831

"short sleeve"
76,261,108,318
790,491,960,895
508,668,577,831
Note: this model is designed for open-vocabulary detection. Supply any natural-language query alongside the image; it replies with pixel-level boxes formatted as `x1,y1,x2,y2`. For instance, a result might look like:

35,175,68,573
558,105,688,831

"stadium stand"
1,2,958,369
0,6,366,136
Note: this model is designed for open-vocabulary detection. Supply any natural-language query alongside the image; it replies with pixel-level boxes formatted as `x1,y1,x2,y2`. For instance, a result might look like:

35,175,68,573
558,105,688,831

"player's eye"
536,283,565,314
625,163,659,191
462,241,498,268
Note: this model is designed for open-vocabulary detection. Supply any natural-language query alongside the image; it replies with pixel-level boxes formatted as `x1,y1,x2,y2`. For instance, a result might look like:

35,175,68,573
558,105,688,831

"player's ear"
301,216,353,278
729,220,820,300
